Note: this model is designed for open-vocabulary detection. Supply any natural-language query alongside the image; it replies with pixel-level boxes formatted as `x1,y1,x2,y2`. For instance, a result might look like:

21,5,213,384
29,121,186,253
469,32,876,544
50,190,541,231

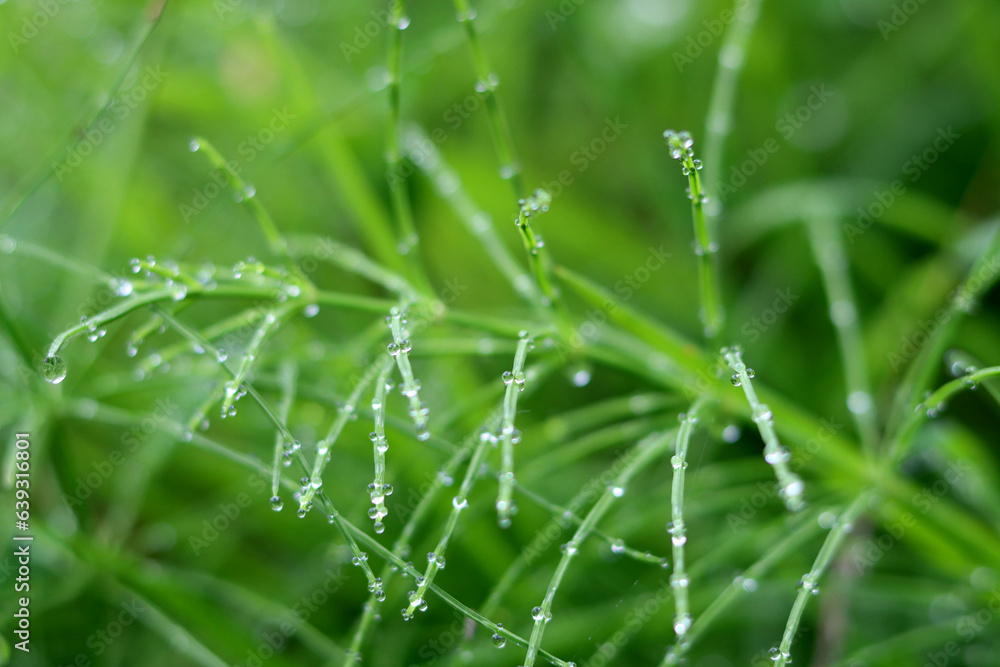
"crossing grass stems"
19,0,1000,665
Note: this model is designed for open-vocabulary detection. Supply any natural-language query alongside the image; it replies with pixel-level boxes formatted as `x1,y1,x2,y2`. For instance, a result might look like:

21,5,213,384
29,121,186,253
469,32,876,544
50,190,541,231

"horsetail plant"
664,130,725,340
402,125,540,306
520,429,677,667
770,493,870,666
402,426,493,620
723,345,805,512
299,356,390,518
666,396,711,653
367,360,396,534
496,330,533,528
386,305,430,440
384,0,417,256
452,0,524,199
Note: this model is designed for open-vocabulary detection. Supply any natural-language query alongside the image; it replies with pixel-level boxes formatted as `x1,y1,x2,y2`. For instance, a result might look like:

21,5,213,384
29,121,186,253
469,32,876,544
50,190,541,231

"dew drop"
41,355,67,384
730,374,742,386
847,390,872,415
270,496,283,511
571,368,592,387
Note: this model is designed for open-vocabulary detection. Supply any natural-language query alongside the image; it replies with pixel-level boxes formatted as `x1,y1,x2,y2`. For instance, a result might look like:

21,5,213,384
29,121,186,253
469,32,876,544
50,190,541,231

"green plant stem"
883,230,1000,455
341,427,483,667
521,430,676,667
666,507,823,664
344,524,573,666
806,218,878,454
723,346,805,511
664,131,724,340
884,365,1000,466
702,0,764,219
190,136,289,258
496,332,532,528
403,428,492,619
273,362,298,506
387,305,430,440
402,125,540,306
773,493,869,667
451,0,524,200
367,361,395,534
385,0,418,253
219,305,293,418
667,396,711,650
286,234,417,300
300,356,391,515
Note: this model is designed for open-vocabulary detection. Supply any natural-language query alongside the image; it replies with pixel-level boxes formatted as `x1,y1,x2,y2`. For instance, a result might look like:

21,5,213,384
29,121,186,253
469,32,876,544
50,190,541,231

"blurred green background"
2,0,1000,665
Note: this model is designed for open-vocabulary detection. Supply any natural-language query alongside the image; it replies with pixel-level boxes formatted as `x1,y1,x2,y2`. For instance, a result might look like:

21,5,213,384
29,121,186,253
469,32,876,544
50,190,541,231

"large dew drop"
41,355,67,384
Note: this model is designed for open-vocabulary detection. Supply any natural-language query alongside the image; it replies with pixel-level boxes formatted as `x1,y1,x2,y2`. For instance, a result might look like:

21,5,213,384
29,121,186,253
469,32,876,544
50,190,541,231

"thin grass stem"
805,218,878,453
496,331,533,528
402,125,540,305
386,305,430,440
723,346,805,511
367,361,395,534
702,0,765,220
402,428,492,620
664,130,724,340
451,0,525,200
772,493,869,666
521,430,676,667
667,396,711,649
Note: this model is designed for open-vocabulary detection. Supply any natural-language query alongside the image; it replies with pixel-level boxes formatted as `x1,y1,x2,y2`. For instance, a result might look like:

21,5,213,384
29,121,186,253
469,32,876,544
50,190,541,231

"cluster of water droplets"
220,380,248,418
515,189,552,256
401,588,429,621
530,605,552,623
367,480,393,534
491,623,506,648
663,130,709,206
386,307,430,441
769,647,792,664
